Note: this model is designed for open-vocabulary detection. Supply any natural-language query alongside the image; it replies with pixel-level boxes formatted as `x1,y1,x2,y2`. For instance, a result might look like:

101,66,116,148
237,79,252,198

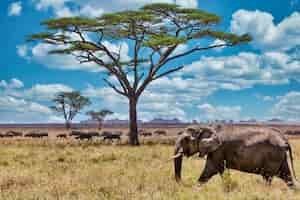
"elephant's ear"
207,123,223,133
214,124,223,132
186,127,198,137
195,128,204,140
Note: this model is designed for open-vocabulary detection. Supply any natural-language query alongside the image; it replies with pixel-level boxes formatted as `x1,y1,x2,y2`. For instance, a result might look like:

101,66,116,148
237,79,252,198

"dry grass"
0,137,300,199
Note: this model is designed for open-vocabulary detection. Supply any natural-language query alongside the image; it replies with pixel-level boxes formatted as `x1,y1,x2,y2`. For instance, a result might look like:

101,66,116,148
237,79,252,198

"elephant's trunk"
174,145,183,182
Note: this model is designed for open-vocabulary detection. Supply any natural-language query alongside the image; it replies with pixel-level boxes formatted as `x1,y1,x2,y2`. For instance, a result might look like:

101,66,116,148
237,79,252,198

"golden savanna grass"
0,136,300,199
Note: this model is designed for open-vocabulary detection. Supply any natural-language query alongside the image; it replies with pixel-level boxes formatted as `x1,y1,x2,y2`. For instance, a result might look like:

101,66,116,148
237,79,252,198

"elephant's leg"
277,160,295,188
198,158,219,184
262,175,273,185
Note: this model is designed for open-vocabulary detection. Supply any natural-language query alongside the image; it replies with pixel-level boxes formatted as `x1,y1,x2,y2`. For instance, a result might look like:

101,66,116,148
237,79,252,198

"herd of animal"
0,129,169,141
0,130,122,141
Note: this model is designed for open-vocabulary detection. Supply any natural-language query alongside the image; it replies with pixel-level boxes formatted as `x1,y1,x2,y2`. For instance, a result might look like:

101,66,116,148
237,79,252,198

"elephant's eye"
187,128,195,134
191,132,198,138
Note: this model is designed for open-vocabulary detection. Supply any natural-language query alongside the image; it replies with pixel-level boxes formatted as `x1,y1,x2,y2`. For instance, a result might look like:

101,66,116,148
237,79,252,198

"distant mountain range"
0,118,298,129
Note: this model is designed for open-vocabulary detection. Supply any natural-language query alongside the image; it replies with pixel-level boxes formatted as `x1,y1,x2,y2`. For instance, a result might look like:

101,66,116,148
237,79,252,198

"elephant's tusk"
166,153,182,162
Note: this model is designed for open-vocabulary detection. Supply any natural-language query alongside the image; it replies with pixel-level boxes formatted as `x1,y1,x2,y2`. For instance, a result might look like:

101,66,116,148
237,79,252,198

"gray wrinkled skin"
174,124,297,188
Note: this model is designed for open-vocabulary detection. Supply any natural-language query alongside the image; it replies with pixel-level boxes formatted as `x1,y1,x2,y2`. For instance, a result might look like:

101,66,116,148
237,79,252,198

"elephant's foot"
262,176,273,186
192,182,205,192
288,181,300,191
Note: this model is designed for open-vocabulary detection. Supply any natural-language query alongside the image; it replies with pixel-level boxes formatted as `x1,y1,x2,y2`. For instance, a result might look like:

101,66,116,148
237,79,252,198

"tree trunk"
65,121,71,129
97,121,102,130
128,97,139,146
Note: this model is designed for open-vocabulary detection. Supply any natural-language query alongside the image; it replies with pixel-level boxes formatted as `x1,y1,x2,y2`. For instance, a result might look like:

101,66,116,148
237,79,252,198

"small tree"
86,109,113,130
29,3,251,145
50,91,91,129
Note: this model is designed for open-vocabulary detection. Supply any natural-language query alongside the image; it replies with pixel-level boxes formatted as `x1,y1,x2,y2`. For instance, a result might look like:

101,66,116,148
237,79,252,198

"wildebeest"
72,131,100,140
173,125,298,188
140,131,152,137
138,129,152,137
0,132,14,138
6,131,23,137
154,130,167,136
24,132,48,138
0,131,23,138
101,131,121,141
56,133,67,138
69,130,84,137
75,134,93,140
285,130,300,135
87,131,100,137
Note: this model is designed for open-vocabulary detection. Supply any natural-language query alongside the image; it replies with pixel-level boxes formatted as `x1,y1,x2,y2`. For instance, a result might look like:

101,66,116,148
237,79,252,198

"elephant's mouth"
184,151,192,157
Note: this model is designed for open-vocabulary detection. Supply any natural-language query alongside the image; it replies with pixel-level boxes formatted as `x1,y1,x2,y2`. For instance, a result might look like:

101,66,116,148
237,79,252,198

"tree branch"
164,43,233,64
153,65,184,80
103,78,128,96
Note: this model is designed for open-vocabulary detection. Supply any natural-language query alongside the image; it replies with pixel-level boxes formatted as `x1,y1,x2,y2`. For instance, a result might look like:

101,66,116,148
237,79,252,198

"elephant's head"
173,125,222,182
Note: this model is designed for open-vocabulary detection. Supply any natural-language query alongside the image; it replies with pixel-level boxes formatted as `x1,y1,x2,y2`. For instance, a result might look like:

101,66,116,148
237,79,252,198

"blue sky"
0,0,300,123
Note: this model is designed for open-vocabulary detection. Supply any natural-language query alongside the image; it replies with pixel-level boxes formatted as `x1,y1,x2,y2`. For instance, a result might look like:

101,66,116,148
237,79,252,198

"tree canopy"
86,109,113,130
50,91,91,129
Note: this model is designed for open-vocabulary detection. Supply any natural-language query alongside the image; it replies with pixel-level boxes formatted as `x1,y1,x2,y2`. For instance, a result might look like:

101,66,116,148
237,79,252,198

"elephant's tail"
288,143,297,181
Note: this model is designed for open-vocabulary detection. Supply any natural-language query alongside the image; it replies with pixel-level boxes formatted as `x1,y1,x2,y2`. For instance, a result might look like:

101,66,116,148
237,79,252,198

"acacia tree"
50,91,91,129
86,109,113,130
29,3,251,145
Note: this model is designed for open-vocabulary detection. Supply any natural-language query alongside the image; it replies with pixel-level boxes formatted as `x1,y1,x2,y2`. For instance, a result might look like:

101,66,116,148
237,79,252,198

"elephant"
57,133,67,138
173,125,298,188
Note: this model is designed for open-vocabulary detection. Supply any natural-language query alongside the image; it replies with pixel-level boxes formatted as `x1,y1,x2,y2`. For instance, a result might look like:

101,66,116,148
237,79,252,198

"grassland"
0,137,300,200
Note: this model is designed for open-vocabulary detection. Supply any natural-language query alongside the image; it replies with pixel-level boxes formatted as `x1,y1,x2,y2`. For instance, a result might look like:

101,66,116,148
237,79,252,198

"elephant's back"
217,126,288,149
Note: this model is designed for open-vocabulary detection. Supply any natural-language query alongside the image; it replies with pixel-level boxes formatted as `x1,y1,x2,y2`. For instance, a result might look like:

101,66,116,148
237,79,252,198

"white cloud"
24,84,73,101
0,78,24,89
79,5,104,18
0,96,51,114
26,39,130,73
16,44,31,60
0,78,73,102
83,83,189,121
0,80,80,123
163,44,188,57
48,115,65,123
0,95,59,123
181,51,300,91
272,92,300,121
231,10,300,51
175,0,198,8
290,0,299,7
198,103,241,121
8,1,22,16
84,84,127,106
16,45,28,58
31,43,102,72
55,6,74,17
255,94,274,102
10,79,24,89
211,39,226,52
32,0,197,18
